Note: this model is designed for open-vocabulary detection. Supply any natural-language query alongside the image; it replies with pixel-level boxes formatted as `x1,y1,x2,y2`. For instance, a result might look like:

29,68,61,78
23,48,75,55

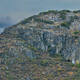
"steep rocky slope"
1,10,80,80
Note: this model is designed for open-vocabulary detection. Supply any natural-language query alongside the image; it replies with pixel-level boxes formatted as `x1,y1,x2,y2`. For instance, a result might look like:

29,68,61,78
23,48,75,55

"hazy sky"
0,0,80,23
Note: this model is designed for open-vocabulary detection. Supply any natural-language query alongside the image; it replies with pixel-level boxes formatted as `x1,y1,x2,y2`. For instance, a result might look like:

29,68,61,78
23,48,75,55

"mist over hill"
0,16,15,33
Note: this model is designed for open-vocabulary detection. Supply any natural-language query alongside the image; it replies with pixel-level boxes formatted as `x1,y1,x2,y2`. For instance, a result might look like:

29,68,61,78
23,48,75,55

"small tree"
61,22,70,28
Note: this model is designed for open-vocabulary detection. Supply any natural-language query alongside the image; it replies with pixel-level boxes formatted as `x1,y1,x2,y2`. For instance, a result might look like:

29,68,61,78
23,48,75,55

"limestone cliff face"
1,24,80,64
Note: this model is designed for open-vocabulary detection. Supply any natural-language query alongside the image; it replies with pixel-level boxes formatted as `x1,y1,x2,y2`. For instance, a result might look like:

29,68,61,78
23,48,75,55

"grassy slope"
0,53,80,80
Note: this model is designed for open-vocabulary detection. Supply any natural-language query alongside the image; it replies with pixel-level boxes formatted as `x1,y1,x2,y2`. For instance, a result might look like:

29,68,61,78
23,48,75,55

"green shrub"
76,64,80,68
40,59,49,66
39,10,58,15
61,22,70,28
73,10,80,13
73,31,79,35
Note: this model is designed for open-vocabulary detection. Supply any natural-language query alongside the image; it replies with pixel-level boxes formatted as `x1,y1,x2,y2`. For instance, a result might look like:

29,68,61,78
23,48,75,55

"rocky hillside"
1,10,80,80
